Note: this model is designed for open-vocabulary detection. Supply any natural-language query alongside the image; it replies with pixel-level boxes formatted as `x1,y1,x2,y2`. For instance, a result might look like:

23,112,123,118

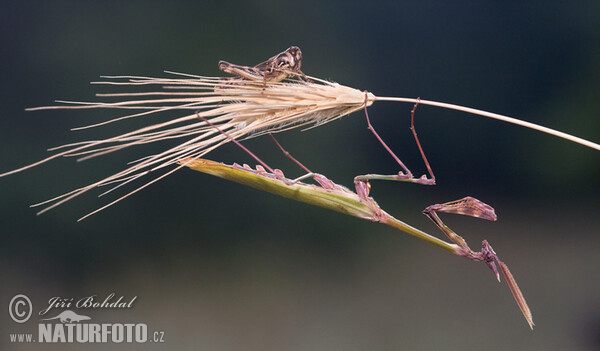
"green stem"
381,216,458,253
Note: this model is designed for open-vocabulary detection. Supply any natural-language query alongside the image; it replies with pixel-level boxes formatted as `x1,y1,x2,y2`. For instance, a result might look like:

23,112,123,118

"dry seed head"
8,73,374,217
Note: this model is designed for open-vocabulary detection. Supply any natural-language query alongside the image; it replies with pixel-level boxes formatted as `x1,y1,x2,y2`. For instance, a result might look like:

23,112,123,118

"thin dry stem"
374,96,600,151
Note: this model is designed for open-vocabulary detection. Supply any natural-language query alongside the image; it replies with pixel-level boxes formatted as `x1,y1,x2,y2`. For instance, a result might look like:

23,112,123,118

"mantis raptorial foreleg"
355,93,436,185
422,196,500,279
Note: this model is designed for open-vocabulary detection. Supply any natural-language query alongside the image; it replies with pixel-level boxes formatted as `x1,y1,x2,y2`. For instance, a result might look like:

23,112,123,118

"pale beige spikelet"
5,72,373,218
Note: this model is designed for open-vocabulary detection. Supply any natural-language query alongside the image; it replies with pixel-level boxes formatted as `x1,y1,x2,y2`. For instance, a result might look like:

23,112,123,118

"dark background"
1,1,599,350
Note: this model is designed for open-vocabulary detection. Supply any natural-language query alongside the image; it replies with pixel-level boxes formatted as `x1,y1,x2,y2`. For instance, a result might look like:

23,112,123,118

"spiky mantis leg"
356,93,436,185
422,196,501,279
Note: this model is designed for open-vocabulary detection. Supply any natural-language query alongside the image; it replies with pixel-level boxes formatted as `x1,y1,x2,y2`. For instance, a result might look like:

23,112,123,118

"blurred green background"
1,1,599,350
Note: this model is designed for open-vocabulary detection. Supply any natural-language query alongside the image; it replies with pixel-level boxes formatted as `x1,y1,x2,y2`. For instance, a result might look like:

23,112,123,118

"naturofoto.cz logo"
8,293,166,344
38,309,148,343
